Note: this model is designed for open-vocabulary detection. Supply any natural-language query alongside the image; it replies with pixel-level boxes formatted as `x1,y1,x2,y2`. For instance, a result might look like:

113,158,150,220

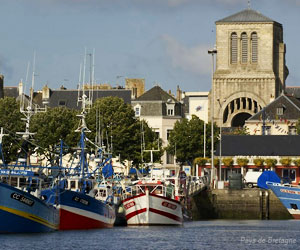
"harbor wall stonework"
191,189,292,220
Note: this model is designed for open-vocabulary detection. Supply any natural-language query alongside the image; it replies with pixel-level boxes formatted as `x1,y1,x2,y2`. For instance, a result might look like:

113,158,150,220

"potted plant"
194,157,208,166
209,158,220,167
222,157,234,167
237,158,249,167
253,158,264,168
265,158,278,168
280,158,292,166
293,158,300,167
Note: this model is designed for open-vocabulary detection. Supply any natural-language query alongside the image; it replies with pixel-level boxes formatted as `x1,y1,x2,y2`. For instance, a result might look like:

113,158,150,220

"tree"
86,96,160,165
0,97,24,163
30,107,79,163
166,115,218,165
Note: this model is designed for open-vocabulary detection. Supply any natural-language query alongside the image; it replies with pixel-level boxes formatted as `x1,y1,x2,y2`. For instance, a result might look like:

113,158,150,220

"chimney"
0,75,4,99
18,81,23,96
42,85,50,105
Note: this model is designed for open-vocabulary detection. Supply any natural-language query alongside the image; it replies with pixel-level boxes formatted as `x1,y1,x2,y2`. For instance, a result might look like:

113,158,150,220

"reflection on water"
1,220,299,250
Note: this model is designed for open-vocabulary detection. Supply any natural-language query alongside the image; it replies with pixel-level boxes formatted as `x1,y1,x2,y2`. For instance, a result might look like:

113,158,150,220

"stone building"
212,8,289,128
132,85,184,166
125,78,145,99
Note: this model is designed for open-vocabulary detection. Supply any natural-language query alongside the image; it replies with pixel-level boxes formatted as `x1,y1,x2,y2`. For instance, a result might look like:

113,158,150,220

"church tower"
212,8,288,127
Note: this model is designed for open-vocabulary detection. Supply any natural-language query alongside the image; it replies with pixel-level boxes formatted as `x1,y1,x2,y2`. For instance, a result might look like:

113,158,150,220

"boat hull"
42,188,115,230
267,182,300,219
122,192,183,225
0,183,59,233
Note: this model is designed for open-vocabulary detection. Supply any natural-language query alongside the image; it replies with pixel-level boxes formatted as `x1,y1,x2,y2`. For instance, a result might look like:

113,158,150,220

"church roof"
216,8,275,23
135,85,177,102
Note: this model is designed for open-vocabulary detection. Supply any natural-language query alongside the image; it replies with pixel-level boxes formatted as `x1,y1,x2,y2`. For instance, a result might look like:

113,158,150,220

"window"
231,33,238,64
166,152,174,164
166,103,175,116
276,107,284,116
58,100,66,106
167,129,172,140
167,108,173,116
241,32,248,63
264,126,271,135
289,126,297,135
135,107,140,116
134,105,141,117
251,32,258,63
282,169,296,182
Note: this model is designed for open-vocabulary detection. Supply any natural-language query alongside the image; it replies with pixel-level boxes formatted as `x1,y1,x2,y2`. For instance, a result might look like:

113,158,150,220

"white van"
244,171,262,188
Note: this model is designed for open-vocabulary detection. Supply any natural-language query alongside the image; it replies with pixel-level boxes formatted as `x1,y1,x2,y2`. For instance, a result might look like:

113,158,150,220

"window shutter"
231,33,237,64
241,33,248,63
251,32,258,63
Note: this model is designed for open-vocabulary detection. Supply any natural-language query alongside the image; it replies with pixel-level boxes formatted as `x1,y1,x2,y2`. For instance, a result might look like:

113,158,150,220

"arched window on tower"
230,32,237,64
241,32,248,63
251,32,258,63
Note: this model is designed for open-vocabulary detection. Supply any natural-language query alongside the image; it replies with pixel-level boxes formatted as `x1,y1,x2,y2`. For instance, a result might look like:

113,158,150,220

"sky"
1,0,300,95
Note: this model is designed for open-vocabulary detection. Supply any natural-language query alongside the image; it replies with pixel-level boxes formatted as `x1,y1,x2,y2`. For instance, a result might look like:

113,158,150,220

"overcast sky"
1,0,300,94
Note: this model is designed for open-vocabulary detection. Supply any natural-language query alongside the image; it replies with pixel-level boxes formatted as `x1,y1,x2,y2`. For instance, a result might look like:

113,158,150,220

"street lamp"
217,98,225,185
208,46,217,188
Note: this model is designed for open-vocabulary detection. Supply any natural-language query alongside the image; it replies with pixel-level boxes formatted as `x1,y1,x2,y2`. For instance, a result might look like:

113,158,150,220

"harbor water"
0,220,299,250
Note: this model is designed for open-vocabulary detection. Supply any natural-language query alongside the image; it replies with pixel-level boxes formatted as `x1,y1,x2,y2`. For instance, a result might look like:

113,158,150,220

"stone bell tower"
211,8,288,127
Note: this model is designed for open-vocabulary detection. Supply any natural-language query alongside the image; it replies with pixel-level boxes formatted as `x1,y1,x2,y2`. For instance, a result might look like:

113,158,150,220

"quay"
191,188,292,220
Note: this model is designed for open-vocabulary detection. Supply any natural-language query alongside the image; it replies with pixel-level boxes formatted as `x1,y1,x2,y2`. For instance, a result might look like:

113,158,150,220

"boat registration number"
162,201,177,210
124,201,135,210
11,193,35,207
72,196,89,206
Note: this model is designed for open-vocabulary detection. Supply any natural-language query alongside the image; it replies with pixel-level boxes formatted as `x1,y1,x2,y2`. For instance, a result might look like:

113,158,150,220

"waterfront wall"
191,188,292,220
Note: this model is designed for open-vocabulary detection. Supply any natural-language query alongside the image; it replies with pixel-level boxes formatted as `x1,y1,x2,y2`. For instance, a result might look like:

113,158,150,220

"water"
0,220,299,250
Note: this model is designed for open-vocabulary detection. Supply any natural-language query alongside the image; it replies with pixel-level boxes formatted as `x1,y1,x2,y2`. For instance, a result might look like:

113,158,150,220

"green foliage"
279,158,292,166
253,158,265,167
222,157,233,167
31,107,79,162
166,115,218,164
265,158,278,168
86,97,161,165
293,158,300,167
194,157,208,166
0,97,24,163
236,158,249,167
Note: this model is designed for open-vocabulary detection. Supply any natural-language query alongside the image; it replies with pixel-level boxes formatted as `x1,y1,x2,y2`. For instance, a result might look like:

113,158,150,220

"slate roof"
135,86,177,102
248,94,300,121
44,89,131,110
216,8,276,23
4,87,19,98
215,135,300,156
285,87,300,99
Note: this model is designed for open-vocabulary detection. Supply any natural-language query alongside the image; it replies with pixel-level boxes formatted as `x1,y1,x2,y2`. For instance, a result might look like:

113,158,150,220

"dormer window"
276,107,284,116
166,103,175,116
58,100,66,106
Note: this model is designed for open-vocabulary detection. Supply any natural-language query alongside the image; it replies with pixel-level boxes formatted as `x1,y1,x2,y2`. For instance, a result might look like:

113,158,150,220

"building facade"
132,85,184,166
212,8,289,128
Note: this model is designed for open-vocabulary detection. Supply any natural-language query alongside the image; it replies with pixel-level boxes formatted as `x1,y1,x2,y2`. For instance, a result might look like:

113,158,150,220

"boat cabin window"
70,181,76,189
291,204,298,210
98,189,106,197
11,177,18,187
19,178,27,188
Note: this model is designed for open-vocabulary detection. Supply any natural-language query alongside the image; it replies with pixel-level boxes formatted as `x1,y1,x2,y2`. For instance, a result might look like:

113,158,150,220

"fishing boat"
122,173,183,226
42,93,116,230
266,181,300,219
257,170,300,219
0,126,59,233
0,169,59,233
